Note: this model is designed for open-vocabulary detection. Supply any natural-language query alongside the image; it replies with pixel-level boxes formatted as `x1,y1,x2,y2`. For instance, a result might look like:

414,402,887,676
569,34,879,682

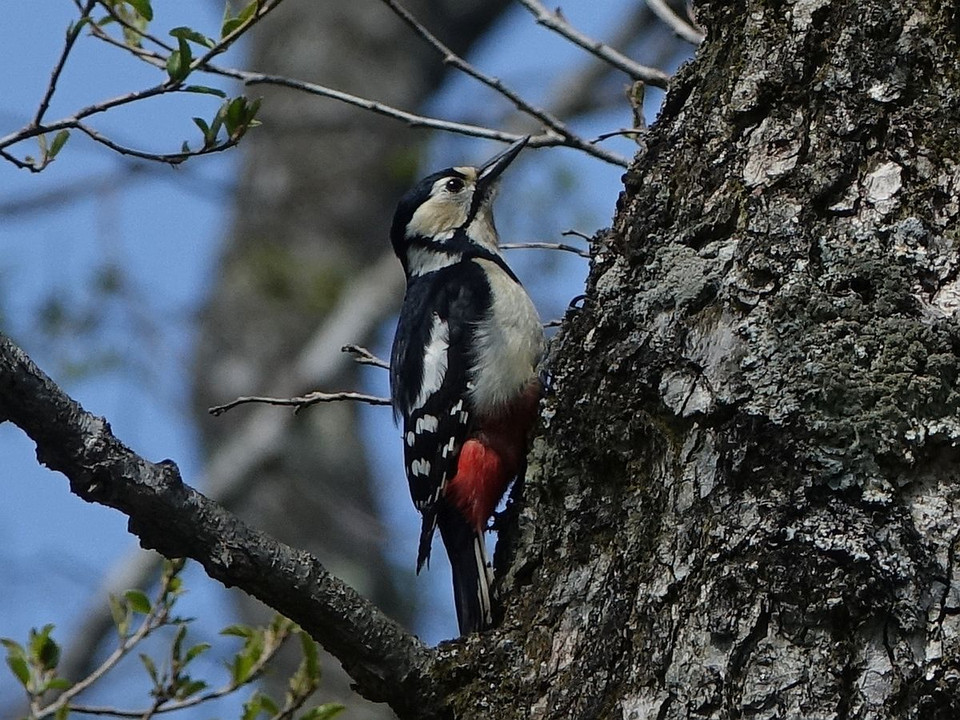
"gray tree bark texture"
475,1,960,717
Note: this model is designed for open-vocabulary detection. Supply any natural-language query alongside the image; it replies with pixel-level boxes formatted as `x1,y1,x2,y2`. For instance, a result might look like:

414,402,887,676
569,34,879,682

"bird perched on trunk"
389,137,544,635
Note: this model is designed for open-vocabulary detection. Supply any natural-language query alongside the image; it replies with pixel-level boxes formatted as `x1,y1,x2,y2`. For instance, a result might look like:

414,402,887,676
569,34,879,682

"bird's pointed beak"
476,136,529,195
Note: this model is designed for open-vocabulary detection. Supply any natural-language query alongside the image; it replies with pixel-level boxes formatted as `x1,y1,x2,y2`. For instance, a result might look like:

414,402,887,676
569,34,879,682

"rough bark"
478,1,960,718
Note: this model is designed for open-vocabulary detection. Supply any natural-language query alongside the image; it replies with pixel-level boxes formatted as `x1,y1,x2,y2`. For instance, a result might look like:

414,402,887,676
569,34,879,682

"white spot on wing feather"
416,414,439,433
410,459,431,477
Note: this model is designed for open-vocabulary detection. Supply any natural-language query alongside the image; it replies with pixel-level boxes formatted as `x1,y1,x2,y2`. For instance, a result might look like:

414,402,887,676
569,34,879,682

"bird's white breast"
468,258,544,414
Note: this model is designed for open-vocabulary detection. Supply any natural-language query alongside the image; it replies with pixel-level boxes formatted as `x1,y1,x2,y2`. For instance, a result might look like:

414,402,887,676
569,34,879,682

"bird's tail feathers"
438,506,493,635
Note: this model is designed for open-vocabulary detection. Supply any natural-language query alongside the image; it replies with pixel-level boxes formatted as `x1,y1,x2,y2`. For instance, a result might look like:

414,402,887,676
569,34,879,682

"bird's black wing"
389,263,490,570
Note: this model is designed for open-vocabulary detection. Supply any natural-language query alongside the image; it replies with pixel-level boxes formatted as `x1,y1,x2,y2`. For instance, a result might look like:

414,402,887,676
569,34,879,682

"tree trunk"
474,1,960,717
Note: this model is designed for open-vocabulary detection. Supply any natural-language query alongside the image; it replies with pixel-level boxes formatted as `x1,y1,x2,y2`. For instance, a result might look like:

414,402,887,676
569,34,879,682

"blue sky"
0,0,684,713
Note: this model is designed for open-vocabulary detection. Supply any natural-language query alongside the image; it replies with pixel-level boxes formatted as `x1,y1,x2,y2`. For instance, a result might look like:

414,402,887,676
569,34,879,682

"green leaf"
237,0,259,24
166,35,193,83
108,594,130,638
49,130,70,159
124,0,153,21
184,85,227,97
29,625,59,670
299,632,320,682
221,624,254,638
259,694,279,714
37,637,60,670
45,677,72,691
299,705,346,720
67,16,91,38
6,655,30,688
166,48,189,82
241,691,266,720
172,624,187,664
55,702,70,720
170,26,215,48
184,642,211,665
221,0,258,37
0,638,24,654
124,589,151,615
230,650,256,685
139,653,159,686
174,678,208,699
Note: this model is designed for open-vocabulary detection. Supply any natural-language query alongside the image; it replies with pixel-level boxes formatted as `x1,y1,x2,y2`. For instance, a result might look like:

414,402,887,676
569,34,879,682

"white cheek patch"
407,190,471,238
413,316,449,410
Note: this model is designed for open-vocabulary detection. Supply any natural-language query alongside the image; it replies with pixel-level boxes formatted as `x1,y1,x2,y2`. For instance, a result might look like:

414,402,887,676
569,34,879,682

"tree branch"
0,332,443,719
644,0,705,45
516,0,671,87
377,0,630,166
209,390,391,416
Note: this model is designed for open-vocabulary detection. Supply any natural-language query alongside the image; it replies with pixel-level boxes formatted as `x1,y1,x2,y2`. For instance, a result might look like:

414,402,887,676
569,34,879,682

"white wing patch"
416,414,439,433
413,316,449,410
410,459,432,477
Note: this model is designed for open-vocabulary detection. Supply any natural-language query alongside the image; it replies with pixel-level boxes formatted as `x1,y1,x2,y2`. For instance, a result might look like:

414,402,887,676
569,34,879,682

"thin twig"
342,344,390,369
34,1,97,127
500,242,591,258
209,391,391,416
561,229,594,242
69,620,293,717
378,0,630,167
645,0,705,45
187,0,287,73
72,1,633,168
592,128,645,143
0,0,280,170
74,123,238,165
516,0,670,88
35,570,180,720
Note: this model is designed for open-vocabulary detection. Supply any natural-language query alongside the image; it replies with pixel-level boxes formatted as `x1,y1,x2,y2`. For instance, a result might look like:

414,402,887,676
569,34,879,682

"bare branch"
592,128,645,143
235,67,628,167
561,229,595,242
209,390,391,416
645,0,705,45
33,1,97,127
501,242,591,258
516,0,671,88
54,252,405,685
73,122,239,165
342,344,391,369
378,0,630,167
0,332,442,719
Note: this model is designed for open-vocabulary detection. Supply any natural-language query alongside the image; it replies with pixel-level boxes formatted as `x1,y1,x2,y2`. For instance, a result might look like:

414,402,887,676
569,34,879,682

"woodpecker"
389,137,544,635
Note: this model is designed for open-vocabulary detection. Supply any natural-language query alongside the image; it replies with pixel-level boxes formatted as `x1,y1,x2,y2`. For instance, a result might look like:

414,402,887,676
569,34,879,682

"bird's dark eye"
445,177,465,193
